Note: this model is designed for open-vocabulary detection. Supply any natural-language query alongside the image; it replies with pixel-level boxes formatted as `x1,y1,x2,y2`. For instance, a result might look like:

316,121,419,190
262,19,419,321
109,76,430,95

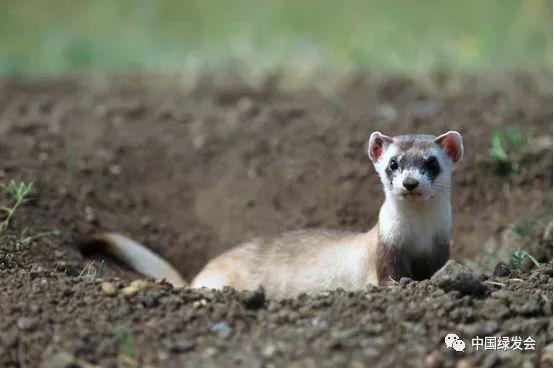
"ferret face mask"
369,131,463,201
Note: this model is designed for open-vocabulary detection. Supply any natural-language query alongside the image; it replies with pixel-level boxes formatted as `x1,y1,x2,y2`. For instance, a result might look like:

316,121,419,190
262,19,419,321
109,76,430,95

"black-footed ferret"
81,131,463,299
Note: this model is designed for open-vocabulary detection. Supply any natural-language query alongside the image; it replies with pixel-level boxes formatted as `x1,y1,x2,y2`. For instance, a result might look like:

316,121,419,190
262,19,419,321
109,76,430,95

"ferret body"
86,131,463,299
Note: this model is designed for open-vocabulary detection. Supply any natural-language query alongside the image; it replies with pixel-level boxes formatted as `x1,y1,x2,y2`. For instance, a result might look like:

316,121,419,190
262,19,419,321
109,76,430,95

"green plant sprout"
489,126,529,177
13,229,61,250
1,180,33,231
507,249,540,270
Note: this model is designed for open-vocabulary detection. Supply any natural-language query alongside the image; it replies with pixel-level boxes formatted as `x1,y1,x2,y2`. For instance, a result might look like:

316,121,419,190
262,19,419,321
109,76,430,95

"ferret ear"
435,131,463,163
368,131,393,163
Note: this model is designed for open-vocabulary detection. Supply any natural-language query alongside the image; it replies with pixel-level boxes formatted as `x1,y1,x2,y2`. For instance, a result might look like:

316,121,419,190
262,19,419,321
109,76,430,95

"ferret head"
368,131,463,201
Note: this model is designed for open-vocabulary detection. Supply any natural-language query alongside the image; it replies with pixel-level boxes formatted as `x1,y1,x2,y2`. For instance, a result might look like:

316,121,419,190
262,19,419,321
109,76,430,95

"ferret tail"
77,233,187,287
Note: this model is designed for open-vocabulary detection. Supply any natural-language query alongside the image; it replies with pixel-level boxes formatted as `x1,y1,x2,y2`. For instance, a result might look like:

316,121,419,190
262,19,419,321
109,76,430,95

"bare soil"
0,74,551,367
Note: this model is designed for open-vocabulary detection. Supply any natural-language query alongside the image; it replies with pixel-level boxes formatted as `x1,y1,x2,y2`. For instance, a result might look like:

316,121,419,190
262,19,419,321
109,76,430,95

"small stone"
40,352,76,368
210,322,233,338
192,300,202,309
261,344,276,358
101,282,118,296
166,339,195,353
121,285,139,298
311,316,328,329
29,264,46,278
363,347,380,358
240,286,265,310
431,260,486,296
192,299,208,309
17,317,38,331
203,347,217,357
130,279,150,291
84,206,97,223
399,277,413,286
109,164,122,175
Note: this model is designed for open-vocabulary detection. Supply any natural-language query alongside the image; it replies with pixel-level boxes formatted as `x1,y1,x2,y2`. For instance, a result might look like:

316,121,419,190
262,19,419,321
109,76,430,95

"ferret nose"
403,178,419,191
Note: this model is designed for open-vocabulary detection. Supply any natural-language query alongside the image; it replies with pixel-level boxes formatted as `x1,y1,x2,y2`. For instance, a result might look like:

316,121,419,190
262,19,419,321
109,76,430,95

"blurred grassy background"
0,0,551,77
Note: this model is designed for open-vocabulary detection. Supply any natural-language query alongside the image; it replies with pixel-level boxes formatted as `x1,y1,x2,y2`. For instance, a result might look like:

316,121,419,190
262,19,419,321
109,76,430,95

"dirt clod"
431,260,487,296
240,286,266,310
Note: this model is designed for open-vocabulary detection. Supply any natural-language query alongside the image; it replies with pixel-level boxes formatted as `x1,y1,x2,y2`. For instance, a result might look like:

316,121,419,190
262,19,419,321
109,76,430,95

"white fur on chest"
378,197,451,253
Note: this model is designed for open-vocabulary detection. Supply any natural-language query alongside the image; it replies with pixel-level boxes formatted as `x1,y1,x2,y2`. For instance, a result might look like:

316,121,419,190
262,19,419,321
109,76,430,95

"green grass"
0,180,61,250
0,181,33,232
13,229,61,250
489,126,531,178
0,0,550,77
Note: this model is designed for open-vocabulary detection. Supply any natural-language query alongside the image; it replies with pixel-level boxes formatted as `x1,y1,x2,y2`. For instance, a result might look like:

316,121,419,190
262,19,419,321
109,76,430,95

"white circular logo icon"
444,333,465,352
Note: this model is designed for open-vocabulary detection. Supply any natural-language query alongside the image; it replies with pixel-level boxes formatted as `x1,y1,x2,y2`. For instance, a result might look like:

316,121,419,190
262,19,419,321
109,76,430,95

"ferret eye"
425,156,439,171
389,159,398,171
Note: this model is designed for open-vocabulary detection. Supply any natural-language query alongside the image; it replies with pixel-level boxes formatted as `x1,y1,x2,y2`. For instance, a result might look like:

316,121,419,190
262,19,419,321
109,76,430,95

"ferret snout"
402,177,419,191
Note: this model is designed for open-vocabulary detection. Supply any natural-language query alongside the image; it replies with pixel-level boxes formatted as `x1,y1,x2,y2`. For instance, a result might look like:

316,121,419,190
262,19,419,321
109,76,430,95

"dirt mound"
2,261,552,367
0,74,551,366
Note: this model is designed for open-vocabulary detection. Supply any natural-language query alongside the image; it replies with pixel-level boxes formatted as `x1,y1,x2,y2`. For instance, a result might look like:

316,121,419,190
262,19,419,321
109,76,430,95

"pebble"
121,285,139,298
399,277,413,286
311,316,328,329
192,299,208,309
211,322,233,338
261,344,276,358
109,164,122,175
101,282,118,296
166,339,195,353
130,279,150,291
17,317,38,331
